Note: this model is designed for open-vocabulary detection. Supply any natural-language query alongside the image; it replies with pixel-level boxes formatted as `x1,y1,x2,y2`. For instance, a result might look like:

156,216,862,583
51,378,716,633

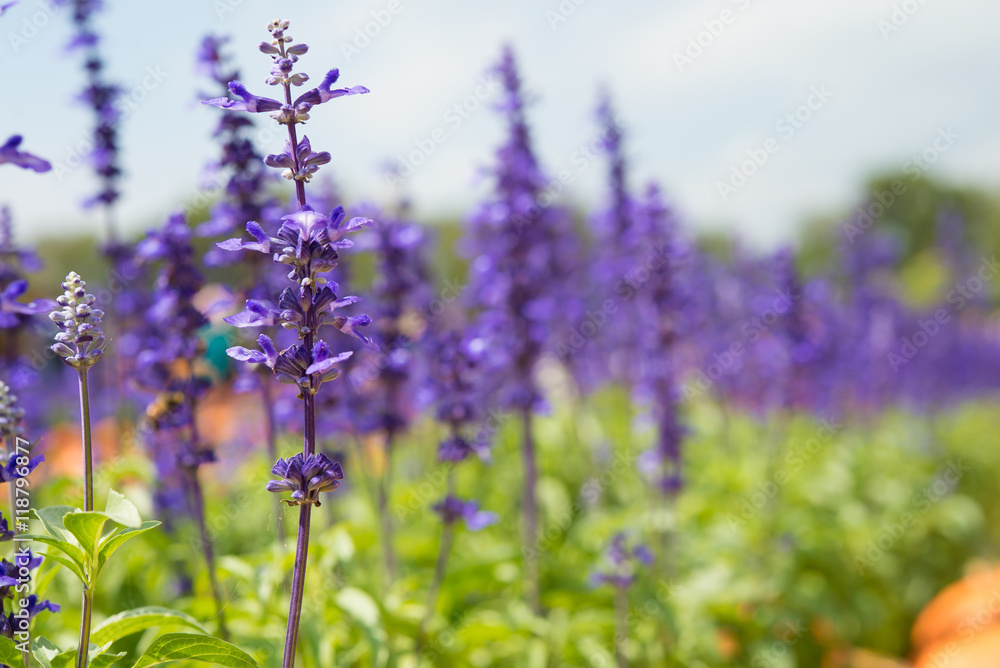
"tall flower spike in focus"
48,271,105,666
207,20,371,668
50,272,106,371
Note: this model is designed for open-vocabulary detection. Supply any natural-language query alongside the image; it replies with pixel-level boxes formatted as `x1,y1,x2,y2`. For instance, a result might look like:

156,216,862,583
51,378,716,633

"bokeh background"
4,1,1000,667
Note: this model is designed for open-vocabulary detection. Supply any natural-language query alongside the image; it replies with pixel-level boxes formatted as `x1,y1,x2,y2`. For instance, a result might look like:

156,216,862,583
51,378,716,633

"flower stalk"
208,18,371,665
77,370,94,513
521,409,540,614
49,271,106,668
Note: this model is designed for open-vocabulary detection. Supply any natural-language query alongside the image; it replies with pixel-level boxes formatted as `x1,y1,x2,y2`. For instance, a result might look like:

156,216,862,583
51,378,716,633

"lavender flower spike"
49,272,106,371
0,136,51,172
205,20,371,668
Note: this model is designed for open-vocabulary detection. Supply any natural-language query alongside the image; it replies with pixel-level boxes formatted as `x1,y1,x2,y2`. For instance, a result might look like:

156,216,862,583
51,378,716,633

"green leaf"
91,607,208,646
97,521,160,574
130,634,259,668
103,490,143,529
62,511,109,559
22,534,87,572
23,537,87,583
0,636,25,668
334,588,387,665
32,561,61,599
335,587,382,629
90,652,127,668
51,643,124,668
32,506,78,544
32,637,61,668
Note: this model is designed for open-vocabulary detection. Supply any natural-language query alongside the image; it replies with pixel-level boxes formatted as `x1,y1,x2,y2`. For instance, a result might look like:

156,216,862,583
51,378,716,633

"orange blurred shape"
911,565,1000,654
824,647,912,668
914,627,1000,668
715,628,739,660
40,417,124,478
812,616,838,645
195,384,240,445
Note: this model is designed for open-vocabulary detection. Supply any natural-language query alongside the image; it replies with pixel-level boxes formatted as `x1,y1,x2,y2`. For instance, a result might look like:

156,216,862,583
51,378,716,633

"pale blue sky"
3,0,999,247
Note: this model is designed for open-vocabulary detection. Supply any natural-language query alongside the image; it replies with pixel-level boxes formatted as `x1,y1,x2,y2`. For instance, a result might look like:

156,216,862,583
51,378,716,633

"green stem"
74,587,93,668
613,587,629,668
415,471,457,653
78,370,94,512
75,369,96,668
377,431,396,591
281,503,312,668
521,409,540,615
184,375,230,641
188,467,230,641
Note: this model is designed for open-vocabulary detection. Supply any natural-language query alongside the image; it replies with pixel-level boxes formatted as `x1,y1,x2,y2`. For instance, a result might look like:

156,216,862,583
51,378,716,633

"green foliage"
130,634,259,668
24,493,257,667
49,642,125,668
90,608,209,647
22,396,1000,666
0,636,25,668
26,491,160,588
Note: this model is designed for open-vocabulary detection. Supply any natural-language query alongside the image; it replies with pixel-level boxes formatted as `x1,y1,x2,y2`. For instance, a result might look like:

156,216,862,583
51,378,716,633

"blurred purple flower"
432,496,498,531
0,136,50,173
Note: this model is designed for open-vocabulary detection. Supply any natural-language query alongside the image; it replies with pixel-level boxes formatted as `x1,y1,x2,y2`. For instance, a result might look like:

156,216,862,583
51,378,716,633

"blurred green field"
24,387,1000,667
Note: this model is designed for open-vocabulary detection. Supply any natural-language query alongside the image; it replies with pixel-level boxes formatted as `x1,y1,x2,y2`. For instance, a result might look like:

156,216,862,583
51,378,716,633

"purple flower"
428,325,493,462
462,46,582,412
220,207,376,365
263,342,353,395
0,136,51,172
223,298,276,328
204,70,368,124
0,453,43,483
227,334,280,368
0,551,56,640
265,135,330,182
437,435,474,462
0,280,57,328
206,22,373,660
0,207,43,284
266,452,344,506
19,594,59,621
49,272,106,370
590,533,652,589
204,80,282,113
304,341,353,378
57,0,123,214
432,496,498,531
